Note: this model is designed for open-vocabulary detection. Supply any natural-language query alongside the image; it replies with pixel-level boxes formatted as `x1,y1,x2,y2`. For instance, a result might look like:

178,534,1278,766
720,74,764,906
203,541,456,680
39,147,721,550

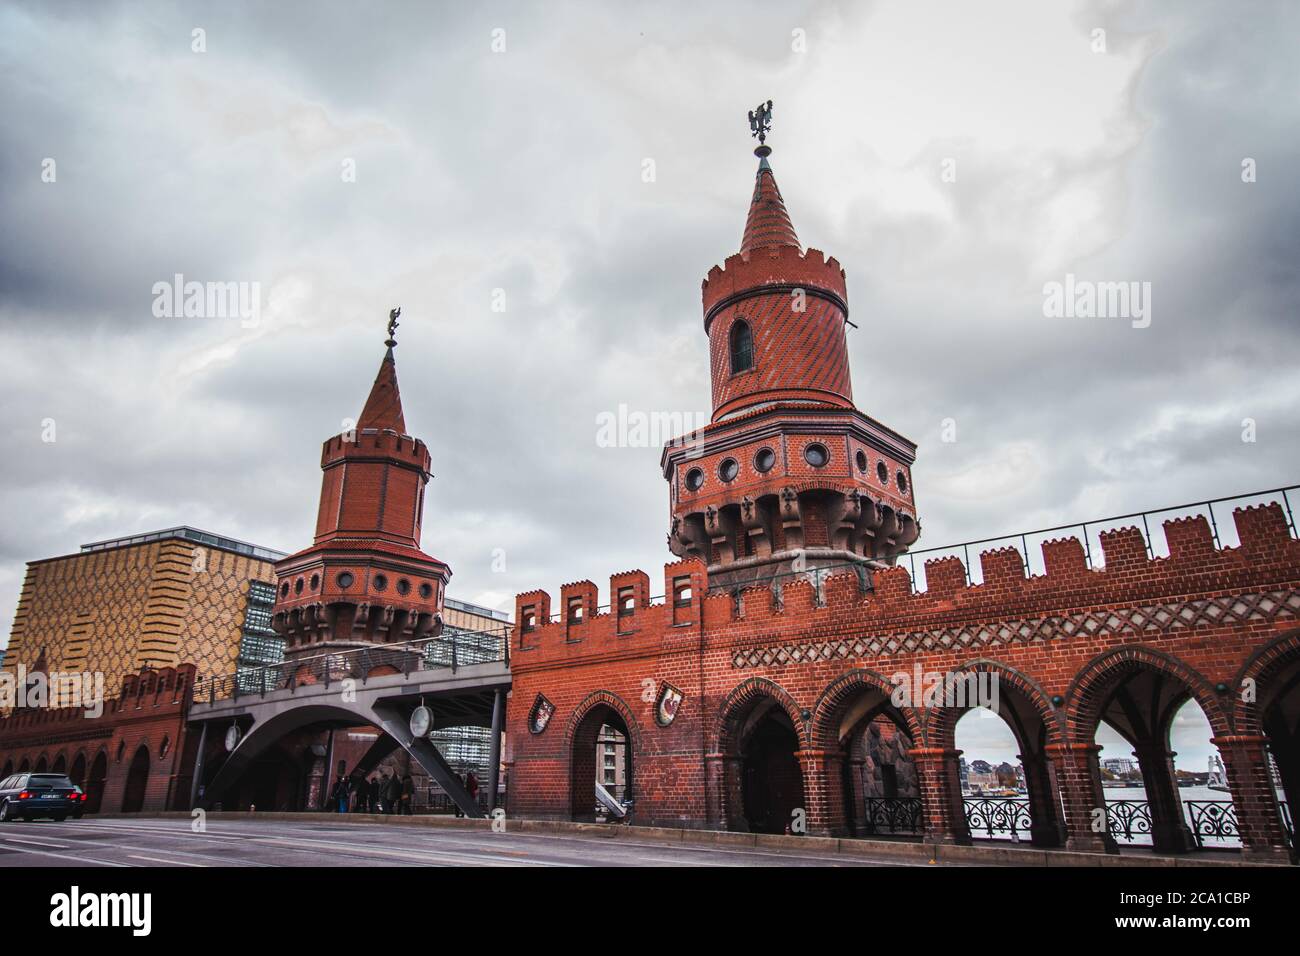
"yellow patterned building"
3,528,283,698
3,526,510,700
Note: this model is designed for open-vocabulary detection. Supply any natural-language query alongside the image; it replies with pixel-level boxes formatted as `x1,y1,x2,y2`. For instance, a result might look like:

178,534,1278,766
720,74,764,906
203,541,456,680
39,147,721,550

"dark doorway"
121,746,151,812
85,751,108,813
741,708,804,834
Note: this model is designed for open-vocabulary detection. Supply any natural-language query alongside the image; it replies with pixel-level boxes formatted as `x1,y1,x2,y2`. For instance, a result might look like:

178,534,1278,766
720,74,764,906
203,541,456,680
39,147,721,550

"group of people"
330,770,414,815
329,769,481,815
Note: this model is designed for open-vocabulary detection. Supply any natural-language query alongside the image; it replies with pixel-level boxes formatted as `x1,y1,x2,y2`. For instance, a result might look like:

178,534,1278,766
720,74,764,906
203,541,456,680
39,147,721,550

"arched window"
729,320,753,374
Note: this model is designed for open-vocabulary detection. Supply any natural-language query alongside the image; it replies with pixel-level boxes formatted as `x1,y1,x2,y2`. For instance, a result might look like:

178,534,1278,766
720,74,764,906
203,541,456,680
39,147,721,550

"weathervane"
748,99,773,155
386,307,401,348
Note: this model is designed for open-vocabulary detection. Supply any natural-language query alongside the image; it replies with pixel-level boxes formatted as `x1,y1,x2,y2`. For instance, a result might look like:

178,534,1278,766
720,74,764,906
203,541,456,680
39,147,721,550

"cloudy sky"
3,1,1297,767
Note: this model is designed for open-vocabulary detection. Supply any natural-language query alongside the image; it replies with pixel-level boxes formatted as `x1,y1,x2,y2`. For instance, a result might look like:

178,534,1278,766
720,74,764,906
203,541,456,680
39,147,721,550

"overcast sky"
3,1,1297,768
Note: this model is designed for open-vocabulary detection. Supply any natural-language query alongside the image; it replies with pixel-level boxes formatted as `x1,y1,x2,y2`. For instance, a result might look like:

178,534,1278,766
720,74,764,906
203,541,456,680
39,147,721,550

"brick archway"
1065,645,1227,855
924,659,1066,847
714,677,807,833
716,677,806,753
810,667,922,748
565,690,641,822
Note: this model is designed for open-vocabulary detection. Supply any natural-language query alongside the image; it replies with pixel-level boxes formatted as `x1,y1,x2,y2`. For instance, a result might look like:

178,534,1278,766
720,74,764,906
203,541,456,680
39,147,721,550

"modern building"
2,527,282,699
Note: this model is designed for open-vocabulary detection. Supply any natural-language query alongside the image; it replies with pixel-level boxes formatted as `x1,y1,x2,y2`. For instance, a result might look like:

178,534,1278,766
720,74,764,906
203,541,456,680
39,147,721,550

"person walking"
383,771,400,815
367,774,380,813
399,773,414,815
331,774,349,814
465,770,480,813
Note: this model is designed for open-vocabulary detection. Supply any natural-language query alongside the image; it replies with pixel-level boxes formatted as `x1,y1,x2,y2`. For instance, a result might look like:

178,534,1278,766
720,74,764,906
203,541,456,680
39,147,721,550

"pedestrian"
368,774,380,813
466,770,480,811
351,773,366,812
382,771,399,814
399,773,414,815
378,771,391,813
331,774,349,814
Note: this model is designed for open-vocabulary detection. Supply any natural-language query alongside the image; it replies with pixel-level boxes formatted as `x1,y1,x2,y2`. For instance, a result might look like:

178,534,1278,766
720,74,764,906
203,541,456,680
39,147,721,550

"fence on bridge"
193,623,512,705
860,796,1296,851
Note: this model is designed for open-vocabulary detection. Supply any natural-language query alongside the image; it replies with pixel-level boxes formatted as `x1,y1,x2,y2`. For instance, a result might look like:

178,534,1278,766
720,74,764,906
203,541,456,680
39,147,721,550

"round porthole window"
897,470,909,494
336,571,355,589
419,583,433,599
877,460,889,485
804,443,829,468
294,577,304,595
754,447,776,473
280,582,289,598
310,574,320,591
856,450,868,473
685,468,704,491
396,578,411,596
373,574,388,592
719,458,739,482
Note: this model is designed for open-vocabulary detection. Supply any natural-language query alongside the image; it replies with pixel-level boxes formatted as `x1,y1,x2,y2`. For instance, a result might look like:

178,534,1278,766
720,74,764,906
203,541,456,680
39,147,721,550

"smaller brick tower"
271,311,450,661
663,103,920,590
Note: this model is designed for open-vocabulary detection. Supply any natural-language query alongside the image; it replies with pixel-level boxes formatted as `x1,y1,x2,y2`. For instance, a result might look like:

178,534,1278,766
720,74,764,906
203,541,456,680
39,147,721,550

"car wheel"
52,814,67,822
0,801,9,822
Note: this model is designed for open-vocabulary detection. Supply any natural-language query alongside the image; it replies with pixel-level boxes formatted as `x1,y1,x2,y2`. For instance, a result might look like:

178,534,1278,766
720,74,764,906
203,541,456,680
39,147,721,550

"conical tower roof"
357,347,406,433
740,155,801,253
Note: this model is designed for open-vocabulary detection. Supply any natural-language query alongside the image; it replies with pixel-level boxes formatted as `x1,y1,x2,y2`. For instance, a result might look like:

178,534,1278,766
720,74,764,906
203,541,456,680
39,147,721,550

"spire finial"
748,99,773,157
386,307,401,349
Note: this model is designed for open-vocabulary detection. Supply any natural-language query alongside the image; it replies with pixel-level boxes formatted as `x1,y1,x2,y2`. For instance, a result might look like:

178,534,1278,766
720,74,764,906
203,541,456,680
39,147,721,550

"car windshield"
26,775,73,790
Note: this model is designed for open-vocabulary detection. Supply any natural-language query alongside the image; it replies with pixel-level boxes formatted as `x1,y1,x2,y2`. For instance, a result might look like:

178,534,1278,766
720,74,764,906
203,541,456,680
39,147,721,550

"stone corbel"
779,486,804,551
740,495,771,559
830,488,864,551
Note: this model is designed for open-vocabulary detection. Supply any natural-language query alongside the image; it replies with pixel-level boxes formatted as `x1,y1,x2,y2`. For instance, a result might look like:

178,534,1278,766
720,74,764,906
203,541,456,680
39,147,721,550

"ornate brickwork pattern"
729,589,1300,669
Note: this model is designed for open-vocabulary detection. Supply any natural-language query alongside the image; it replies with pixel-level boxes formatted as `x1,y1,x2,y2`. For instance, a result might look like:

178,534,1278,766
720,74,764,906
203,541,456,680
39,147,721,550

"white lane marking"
0,842,132,866
3,836,70,849
251,835,573,867
128,854,206,867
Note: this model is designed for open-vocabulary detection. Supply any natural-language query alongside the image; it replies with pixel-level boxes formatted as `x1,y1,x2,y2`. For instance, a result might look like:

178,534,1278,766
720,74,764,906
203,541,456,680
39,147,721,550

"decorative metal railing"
861,796,923,835
193,624,512,705
1105,799,1154,843
964,797,1033,840
858,795,1294,851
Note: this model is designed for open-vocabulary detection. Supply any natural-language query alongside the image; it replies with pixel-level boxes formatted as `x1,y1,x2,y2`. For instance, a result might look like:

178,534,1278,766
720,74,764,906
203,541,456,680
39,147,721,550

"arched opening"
121,745,151,813
1073,655,1214,854
0,760,12,779
719,684,808,834
807,672,922,838
85,751,108,813
52,754,67,774
227,744,306,812
729,319,753,374
34,755,48,773
1256,647,1300,849
944,668,1065,847
570,702,633,822
17,758,30,773
69,753,87,788
741,706,803,834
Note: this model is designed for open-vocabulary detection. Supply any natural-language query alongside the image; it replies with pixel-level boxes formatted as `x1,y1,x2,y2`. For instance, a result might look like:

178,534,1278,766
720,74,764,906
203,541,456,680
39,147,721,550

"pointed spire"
357,325,407,433
740,154,801,254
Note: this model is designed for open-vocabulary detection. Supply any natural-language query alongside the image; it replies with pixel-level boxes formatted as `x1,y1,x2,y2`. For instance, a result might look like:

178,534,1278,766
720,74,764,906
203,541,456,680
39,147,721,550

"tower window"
877,460,889,485
804,443,829,468
729,320,753,374
897,470,909,495
718,458,739,482
754,447,776,473
684,468,704,492
856,450,868,473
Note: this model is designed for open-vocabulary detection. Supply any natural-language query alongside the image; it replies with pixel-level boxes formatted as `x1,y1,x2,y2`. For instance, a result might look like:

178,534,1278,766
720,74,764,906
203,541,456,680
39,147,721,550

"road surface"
0,816,934,867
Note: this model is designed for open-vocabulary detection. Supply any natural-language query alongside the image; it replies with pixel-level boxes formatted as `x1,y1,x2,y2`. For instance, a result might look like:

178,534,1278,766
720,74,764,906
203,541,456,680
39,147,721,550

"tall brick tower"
663,103,919,590
271,311,450,661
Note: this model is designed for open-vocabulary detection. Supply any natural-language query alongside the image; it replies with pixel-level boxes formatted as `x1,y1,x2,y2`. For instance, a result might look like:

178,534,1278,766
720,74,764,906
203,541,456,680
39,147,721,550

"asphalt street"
0,816,930,867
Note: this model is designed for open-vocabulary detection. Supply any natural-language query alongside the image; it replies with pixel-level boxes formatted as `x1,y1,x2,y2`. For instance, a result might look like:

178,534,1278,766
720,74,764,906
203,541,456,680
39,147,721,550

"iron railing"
964,797,1033,840
903,484,1297,593
857,795,1295,851
193,623,512,705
